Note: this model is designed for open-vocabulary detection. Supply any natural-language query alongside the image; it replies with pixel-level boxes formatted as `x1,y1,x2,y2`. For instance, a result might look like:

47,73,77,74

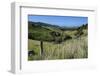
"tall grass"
28,36,88,60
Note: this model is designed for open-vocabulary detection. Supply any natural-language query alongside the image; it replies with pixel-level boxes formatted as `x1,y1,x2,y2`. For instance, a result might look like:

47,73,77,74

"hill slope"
28,21,87,42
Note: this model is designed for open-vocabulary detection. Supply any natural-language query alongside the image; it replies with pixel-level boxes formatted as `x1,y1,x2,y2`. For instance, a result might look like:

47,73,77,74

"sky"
28,15,88,27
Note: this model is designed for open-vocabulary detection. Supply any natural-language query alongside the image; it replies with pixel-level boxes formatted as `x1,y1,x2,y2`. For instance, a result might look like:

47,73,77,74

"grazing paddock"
28,35,88,60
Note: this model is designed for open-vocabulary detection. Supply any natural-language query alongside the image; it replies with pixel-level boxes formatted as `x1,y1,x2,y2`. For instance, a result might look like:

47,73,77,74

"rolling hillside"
28,21,88,60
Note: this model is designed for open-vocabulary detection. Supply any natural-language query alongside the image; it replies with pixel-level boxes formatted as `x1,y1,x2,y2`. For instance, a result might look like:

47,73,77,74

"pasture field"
28,30,88,60
28,21,88,61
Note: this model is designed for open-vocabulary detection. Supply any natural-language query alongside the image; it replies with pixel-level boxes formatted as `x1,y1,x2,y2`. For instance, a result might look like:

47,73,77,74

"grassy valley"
28,21,88,60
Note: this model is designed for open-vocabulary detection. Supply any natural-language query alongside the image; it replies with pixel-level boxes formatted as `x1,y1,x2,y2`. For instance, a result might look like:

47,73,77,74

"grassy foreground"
28,36,88,60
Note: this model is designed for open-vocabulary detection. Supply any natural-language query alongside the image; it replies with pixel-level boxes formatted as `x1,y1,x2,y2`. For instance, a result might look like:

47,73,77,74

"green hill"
28,21,88,60
28,21,73,43
28,21,87,42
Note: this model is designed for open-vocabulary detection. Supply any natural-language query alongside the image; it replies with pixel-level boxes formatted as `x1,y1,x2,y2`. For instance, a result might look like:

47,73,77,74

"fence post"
40,41,44,56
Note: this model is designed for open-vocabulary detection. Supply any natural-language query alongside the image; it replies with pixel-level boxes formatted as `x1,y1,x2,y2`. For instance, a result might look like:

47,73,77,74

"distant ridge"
28,21,61,29
28,21,88,31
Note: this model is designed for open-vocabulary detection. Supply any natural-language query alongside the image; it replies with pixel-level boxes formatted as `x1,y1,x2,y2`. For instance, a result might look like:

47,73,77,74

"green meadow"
28,21,88,61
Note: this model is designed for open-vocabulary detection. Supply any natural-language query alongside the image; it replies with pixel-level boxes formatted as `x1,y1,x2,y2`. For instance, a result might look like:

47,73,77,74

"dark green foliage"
63,35,72,40
77,24,88,31
28,50,36,56
75,24,88,38
50,31,61,37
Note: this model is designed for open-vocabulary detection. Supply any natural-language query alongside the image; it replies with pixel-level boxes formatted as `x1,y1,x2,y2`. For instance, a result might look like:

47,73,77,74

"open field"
28,36,87,60
28,21,88,61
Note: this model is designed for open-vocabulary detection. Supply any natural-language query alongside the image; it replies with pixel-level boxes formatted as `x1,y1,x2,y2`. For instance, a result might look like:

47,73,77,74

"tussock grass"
28,36,88,60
